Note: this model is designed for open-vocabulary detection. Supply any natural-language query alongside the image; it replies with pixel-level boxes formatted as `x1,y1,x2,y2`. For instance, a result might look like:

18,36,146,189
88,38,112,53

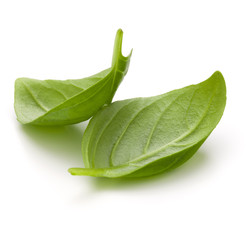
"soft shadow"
20,122,88,165
18,119,209,191
89,150,208,191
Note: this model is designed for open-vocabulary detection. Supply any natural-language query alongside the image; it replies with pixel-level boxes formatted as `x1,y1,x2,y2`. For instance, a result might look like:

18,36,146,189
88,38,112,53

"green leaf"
69,71,226,178
14,29,132,126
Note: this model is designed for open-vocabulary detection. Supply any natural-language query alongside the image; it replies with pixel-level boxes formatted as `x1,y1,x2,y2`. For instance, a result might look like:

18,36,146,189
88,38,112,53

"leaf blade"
14,29,132,126
69,71,226,178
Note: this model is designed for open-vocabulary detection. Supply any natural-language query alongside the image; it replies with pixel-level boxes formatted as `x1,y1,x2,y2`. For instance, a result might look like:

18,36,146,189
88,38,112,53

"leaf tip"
204,71,226,92
212,70,226,90
212,70,224,79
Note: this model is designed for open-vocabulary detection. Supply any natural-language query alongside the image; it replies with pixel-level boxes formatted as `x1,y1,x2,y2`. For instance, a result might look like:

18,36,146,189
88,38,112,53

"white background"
0,0,248,239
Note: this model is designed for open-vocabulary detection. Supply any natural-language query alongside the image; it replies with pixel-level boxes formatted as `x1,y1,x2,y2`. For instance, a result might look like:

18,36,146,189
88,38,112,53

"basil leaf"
14,29,132,126
69,71,226,178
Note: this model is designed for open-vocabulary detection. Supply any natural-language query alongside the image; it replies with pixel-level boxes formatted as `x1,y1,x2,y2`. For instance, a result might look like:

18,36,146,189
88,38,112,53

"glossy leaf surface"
14,29,132,126
69,71,226,178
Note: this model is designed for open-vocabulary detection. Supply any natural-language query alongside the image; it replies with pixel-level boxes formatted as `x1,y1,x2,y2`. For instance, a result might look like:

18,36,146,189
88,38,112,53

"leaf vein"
109,96,167,166
143,92,186,153
44,82,68,100
129,85,218,164
89,100,135,168
21,81,49,112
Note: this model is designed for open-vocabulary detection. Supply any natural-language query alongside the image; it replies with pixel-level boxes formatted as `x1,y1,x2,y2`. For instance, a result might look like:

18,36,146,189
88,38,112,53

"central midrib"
108,90,188,167
32,71,114,122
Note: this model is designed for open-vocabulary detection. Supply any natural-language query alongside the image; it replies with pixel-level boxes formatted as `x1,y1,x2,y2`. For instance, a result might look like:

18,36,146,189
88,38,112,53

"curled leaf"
14,29,132,126
69,71,226,178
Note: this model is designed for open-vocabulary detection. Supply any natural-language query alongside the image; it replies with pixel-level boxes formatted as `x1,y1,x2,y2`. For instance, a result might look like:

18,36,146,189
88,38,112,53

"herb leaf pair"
14,29,226,178
14,29,132,126
68,71,226,177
